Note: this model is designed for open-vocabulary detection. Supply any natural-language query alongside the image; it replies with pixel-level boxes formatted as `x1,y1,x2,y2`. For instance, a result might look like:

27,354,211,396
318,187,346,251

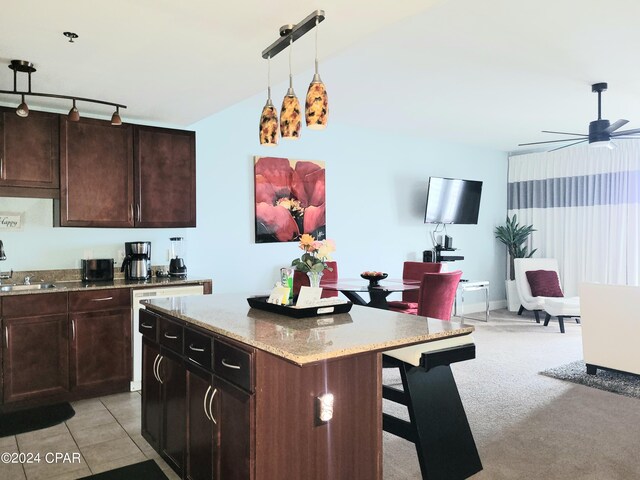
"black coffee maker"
122,241,151,280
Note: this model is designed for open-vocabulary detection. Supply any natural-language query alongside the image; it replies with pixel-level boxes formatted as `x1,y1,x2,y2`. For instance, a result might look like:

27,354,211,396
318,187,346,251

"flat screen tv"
424,177,483,224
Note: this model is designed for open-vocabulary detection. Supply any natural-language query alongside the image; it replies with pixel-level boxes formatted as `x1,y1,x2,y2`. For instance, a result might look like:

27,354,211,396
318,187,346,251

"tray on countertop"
247,295,352,318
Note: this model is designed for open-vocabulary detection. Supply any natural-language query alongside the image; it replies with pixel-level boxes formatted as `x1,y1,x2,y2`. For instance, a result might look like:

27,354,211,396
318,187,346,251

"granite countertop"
0,275,211,297
144,293,474,366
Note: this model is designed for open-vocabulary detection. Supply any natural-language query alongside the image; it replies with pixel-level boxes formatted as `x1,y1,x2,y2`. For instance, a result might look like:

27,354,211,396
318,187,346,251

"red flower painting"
254,156,326,243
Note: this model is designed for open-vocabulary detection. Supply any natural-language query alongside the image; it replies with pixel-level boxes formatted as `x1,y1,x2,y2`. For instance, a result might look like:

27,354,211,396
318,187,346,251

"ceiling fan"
519,83,640,152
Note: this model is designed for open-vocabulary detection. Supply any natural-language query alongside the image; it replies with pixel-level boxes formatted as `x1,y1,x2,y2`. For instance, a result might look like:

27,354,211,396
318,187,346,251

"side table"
454,280,490,322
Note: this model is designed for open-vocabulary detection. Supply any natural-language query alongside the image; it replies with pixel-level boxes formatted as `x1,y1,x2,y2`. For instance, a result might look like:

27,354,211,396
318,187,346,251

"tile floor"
0,391,179,480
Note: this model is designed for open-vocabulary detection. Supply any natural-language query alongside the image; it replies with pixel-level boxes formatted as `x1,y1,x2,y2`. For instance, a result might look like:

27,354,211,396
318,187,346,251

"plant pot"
506,280,520,312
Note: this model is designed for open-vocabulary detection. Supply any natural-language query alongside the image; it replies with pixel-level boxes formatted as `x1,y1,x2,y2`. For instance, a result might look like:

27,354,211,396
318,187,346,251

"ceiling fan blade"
519,137,588,146
604,119,629,133
548,139,589,152
607,136,640,139
611,128,640,136
541,130,588,136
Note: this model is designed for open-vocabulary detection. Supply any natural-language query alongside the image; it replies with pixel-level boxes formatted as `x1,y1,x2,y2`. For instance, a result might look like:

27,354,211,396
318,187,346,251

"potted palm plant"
494,214,537,311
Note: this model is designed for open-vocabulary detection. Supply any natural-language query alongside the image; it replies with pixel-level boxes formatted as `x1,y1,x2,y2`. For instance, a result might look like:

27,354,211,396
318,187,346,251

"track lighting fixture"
68,99,80,122
305,17,328,130
259,56,278,146
260,10,326,146
1,60,126,123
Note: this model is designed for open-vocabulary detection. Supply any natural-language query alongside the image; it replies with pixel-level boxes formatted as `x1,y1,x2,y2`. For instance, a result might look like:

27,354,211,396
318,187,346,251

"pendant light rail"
261,10,325,59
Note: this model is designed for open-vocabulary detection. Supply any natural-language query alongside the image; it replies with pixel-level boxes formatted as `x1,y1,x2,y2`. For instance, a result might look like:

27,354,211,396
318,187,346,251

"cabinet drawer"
159,316,183,354
184,328,212,369
69,288,130,312
2,292,67,317
138,309,158,341
213,339,254,392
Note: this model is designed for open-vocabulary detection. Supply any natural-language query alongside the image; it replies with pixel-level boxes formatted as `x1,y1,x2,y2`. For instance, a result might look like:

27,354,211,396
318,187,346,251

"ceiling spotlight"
68,99,80,122
111,106,122,126
63,32,79,43
16,94,29,117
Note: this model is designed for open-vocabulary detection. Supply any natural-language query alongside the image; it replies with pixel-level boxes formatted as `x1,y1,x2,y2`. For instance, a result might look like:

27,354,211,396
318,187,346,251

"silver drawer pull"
189,344,205,352
221,358,241,370
203,385,212,421
140,322,154,329
91,296,114,302
164,333,179,339
209,388,217,424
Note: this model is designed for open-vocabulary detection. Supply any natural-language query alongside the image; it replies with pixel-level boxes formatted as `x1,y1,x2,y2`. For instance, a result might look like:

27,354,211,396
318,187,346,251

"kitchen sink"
0,283,57,292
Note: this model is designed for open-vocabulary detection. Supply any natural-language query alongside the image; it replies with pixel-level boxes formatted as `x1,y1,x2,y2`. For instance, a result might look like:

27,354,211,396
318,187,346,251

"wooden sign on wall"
0,212,23,231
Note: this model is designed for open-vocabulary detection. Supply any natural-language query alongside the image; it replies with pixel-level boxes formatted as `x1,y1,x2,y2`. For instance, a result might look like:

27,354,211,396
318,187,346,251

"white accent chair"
580,283,640,376
514,258,580,332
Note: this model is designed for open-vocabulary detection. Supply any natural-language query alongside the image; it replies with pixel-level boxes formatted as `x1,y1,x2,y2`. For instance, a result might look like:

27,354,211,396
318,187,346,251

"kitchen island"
141,293,475,480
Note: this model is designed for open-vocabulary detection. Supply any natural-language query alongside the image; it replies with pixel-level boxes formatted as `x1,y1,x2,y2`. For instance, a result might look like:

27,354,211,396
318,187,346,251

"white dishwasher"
131,284,204,390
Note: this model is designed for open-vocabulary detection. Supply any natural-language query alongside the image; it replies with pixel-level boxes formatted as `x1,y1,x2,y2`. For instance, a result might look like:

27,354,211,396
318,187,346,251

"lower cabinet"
140,309,254,480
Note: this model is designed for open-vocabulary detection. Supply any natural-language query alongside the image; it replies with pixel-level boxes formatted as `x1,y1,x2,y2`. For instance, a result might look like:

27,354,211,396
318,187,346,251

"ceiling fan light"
16,95,29,117
68,100,80,122
111,107,122,126
305,75,328,130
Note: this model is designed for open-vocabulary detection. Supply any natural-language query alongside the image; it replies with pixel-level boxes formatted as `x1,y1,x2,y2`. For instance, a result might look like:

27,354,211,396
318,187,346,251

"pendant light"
280,38,301,140
68,99,80,122
16,94,29,117
259,56,278,146
111,106,122,126
305,17,328,130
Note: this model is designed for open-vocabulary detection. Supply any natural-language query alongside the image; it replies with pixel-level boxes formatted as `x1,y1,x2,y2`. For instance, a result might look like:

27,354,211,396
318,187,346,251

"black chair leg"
575,317,581,324
534,310,540,323
586,363,597,375
517,305,524,315
385,361,482,480
543,313,551,326
558,316,565,333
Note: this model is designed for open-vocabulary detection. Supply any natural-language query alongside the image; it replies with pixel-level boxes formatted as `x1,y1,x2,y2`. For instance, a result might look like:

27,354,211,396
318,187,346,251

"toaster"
81,259,114,282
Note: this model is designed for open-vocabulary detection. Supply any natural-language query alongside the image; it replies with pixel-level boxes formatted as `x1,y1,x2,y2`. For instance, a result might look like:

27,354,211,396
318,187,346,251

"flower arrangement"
291,234,335,273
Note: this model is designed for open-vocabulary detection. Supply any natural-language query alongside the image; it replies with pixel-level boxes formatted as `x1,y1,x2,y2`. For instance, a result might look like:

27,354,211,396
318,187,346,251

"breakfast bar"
140,293,477,479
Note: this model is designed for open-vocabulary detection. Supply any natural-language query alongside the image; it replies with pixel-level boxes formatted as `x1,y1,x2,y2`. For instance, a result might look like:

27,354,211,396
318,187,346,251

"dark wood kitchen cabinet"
59,116,135,227
134,126,196,227
68,289,132,395
0,108,59,198
1,293,69,404
186,364,216,480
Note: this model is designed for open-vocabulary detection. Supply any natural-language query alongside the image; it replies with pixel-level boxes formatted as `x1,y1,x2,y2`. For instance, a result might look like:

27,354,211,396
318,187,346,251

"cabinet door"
218,376,253,480
160,349,186,476
69,308,131,394
186,365,217,480
59,117,134,227
142,339,162,450
2,314,69,403
0,108,59,194
135,126,196,227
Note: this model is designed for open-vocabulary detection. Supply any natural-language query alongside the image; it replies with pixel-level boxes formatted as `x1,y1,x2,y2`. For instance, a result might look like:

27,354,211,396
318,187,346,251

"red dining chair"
388,262,444,313
292,261,338,298
417,270,463,320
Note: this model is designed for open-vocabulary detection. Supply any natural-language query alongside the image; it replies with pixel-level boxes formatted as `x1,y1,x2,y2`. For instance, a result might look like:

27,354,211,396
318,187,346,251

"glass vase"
307,271,324,288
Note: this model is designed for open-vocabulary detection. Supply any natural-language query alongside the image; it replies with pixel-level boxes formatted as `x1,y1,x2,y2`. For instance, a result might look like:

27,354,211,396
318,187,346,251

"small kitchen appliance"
169,237,187,278
122,241,151,280
82,259,114,282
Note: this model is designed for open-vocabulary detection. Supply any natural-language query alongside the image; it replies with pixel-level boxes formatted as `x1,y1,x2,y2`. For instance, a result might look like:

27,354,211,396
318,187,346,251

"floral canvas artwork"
254,156,326,243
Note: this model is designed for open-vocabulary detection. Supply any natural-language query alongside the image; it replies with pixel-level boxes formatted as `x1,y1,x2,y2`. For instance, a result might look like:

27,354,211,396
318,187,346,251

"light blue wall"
0,93,508,302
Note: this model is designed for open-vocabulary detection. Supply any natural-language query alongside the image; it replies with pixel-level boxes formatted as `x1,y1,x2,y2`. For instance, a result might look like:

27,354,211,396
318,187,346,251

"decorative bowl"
360,271,388,287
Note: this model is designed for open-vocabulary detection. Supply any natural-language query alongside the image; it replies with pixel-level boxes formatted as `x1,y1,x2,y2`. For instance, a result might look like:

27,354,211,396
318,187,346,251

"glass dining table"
321,278,420,309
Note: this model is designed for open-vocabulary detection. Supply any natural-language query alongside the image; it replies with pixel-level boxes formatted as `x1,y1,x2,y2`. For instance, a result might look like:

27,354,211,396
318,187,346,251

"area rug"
540,360,640,399
78,460,169,480
0,402,75,437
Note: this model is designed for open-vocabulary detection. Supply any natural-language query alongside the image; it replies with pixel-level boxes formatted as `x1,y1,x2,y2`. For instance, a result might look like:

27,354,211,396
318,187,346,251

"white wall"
0,93,508,303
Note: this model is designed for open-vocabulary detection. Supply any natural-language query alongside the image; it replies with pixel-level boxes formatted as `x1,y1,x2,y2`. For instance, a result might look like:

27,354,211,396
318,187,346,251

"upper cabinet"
56,118,196,228
59,117,135,227
135,126,196,228
0,108,59,198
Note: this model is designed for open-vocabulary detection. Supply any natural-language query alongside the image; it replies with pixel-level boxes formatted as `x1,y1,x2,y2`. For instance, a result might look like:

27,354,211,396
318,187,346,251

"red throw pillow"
525,270,564,297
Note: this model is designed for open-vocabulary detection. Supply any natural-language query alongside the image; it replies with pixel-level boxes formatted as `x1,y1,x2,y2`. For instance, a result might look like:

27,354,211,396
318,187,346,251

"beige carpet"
383,309,640,480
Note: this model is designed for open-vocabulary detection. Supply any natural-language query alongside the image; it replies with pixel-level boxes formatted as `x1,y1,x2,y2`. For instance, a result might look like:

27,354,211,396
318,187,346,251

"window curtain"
508,142,640,296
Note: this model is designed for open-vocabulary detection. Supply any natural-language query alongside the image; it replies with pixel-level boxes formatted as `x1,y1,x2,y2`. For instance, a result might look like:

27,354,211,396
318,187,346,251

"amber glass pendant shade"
16,94,29,117
259,100,279,146
305,78,328,130
68,99,80,122
280,92,301,140
111,107,122,126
